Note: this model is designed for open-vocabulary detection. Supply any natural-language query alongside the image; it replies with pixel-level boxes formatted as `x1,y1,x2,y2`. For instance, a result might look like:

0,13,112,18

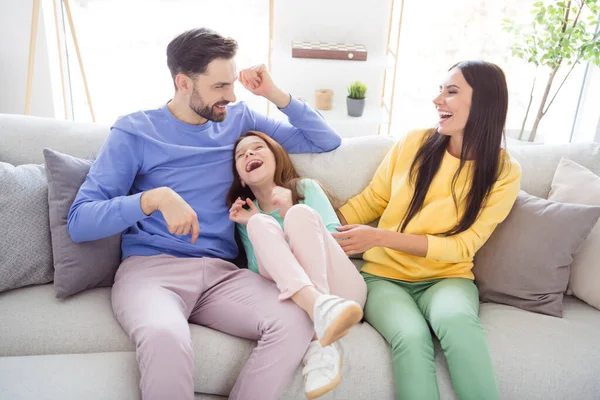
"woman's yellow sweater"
339,129,521,282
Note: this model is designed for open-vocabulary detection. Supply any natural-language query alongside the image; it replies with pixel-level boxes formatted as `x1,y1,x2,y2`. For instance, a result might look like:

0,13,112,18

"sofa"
1,112,599,400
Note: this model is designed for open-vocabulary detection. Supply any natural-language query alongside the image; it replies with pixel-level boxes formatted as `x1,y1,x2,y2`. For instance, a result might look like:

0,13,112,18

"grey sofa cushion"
0,352,141,400
2,284,599,399
43,149,122,298
479,297,600,400
0,352,225,400
474,191,600,317
0,284,395,399
548,157,600,310
0,162,53,293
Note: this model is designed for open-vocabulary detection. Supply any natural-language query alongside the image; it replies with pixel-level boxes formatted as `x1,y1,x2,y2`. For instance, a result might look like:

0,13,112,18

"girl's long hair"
227,131,305,206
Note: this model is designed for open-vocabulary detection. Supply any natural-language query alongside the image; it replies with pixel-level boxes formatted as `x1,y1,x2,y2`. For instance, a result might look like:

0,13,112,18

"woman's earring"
241,180,246,187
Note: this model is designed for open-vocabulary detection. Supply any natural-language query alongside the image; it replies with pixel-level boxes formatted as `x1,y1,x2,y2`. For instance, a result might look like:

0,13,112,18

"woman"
227,131,367,399
333,60,521,400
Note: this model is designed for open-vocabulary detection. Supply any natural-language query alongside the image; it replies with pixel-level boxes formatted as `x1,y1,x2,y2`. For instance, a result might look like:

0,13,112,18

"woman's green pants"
362,273,500,400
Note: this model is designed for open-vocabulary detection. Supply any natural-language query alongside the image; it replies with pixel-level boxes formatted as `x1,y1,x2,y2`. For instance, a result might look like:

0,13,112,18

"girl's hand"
331,225,381,256
271,186,293,219
229,197,259,226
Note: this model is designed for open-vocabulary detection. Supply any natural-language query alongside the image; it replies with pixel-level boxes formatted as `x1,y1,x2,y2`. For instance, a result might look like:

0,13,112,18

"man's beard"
189,87,229,122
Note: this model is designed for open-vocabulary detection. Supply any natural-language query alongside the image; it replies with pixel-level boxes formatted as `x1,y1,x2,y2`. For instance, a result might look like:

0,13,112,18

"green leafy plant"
503,0,600,142
347,81,367,99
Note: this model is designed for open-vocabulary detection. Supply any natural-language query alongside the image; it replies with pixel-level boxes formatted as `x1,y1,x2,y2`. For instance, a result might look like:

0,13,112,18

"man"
67,28,345,400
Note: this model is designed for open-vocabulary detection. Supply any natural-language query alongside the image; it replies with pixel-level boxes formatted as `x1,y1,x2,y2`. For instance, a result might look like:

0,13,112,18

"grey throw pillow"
0,162,54,292
473,191,600,317
43,148,122,298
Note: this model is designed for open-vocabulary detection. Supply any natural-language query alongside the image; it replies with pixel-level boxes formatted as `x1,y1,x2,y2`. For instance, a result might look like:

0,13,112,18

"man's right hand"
141,187,200,244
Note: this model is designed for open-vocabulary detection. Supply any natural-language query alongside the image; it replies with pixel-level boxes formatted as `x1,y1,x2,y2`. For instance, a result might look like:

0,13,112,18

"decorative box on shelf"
291,41,368,61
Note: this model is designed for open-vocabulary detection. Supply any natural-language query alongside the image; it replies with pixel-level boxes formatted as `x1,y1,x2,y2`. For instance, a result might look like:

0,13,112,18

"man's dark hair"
166,28,238,89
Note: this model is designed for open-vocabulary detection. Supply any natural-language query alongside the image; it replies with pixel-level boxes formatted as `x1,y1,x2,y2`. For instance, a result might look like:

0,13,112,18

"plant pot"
347,97,365,117
315,89,334,110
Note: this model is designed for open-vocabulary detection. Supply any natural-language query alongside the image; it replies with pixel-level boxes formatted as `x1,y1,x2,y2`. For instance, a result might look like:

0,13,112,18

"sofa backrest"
509,143,600,198
0,114,109,165
1,113,599,202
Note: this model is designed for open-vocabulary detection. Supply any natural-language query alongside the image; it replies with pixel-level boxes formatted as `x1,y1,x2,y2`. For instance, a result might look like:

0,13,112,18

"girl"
333,60,522,400
227,131,367,399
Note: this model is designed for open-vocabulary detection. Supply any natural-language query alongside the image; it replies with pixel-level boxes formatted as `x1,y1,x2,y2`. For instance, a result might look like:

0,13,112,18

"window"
61,0,269,124
52,0,599,143
390,0,599,144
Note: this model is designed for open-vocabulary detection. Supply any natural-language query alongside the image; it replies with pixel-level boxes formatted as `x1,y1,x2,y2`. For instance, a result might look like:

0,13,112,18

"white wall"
0,0,55,118
268,0,392,137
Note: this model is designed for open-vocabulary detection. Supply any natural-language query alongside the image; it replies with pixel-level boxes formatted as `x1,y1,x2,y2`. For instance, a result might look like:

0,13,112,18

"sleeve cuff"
119,192,148,227
339,203,360,225
278,96,304,117
425,234,445,260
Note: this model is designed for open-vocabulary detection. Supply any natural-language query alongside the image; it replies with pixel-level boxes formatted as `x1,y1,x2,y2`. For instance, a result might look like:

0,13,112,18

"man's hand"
229,197,260,226
239,64,291,108
331,224,381,256
141,187,200,244
271,186,293,219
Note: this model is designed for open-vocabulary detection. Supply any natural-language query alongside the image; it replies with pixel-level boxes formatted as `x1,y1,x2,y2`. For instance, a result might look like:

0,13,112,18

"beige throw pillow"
548,157,600,310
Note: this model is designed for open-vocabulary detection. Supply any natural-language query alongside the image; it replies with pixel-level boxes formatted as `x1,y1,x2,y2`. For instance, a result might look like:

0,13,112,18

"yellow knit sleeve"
426,155,522,263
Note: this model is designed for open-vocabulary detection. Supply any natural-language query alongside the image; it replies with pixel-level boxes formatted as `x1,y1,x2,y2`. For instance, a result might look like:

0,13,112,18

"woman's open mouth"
438,111,453,123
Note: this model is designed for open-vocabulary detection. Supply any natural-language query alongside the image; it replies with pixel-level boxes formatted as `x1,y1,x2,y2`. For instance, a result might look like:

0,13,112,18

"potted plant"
347,81,367,117
503,0,600,142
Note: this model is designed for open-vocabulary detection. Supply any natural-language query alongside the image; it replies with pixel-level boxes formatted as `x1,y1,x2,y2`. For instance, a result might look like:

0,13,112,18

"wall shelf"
267,0,404,137
270,49,395,70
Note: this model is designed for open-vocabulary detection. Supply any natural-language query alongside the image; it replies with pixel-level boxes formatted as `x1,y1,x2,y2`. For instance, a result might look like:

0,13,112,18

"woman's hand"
229,197,259,226
271,186,294,219
331,224,382,256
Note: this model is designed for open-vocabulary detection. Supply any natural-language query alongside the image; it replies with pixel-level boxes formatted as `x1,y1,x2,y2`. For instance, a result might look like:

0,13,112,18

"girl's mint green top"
236,179,341,274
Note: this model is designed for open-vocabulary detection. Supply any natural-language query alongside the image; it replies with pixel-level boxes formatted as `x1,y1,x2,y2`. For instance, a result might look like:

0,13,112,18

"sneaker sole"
318,303,363,347
305,356,342,399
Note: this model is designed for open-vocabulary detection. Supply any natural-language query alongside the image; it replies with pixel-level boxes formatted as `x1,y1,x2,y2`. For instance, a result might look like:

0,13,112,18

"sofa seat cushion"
1,284,599,399
0,284,396,398
0,352,227,400
0,352,141,400
480,296,600,399
0,284,131,356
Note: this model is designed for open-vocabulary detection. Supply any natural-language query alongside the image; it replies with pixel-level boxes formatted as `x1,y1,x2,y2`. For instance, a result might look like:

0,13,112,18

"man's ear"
175,73,193,94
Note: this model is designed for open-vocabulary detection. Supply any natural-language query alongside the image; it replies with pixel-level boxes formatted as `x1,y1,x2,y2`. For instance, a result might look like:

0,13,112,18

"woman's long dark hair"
399,60,510,235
